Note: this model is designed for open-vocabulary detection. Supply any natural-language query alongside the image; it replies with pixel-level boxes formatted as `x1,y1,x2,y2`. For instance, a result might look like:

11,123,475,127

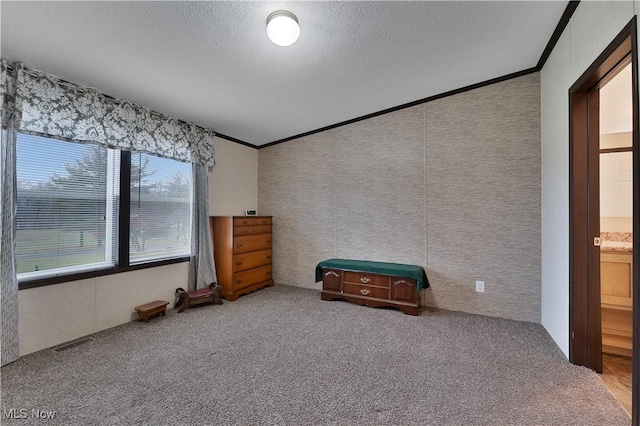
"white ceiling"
1,1,568,146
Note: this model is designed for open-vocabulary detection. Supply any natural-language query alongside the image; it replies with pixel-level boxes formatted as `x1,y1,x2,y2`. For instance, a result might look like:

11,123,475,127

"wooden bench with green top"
315,259,429,316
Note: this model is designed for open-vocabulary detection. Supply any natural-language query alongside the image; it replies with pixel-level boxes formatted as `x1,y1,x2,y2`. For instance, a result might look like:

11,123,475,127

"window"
16,134,119,279
16,133,192,282
129,153,192,263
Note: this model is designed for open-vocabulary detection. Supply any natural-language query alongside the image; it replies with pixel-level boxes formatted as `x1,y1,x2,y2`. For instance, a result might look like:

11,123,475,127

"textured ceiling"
1,1,568,146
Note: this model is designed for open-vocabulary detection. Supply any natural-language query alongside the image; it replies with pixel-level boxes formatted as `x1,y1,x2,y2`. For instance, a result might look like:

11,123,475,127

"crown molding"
215,1,581,149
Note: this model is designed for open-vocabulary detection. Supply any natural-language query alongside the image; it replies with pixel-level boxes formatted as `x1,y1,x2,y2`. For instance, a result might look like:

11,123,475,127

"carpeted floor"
0,285,631,425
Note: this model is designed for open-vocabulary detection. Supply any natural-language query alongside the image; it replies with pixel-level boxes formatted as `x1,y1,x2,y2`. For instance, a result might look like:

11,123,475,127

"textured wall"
426,76,540,321
336,107,427,268
259,132,338,289
259,73,541,322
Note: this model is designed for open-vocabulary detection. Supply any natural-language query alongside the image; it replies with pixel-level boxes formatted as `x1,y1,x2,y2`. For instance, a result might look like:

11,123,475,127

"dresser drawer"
234,249,272,273
343,271,389,287
234,225,255,236
343,282,389,299
255,224,272,234
233,234,273,254
256,217,272,225
234,217,256,226
233,265,272,290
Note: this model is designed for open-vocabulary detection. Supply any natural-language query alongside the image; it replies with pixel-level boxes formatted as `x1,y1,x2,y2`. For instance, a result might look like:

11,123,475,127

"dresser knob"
360,277,371,284
236,279,242,284
242,230,248,234
266,239,272,243
266,271,272,275
360,289,371,296
242,220,248,224
235,261,243,266
266,255,272,259
236,243,243,248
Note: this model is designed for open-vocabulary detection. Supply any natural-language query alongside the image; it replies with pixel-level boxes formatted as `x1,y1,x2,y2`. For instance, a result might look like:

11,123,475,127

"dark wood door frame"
570,84,603,372
569,16,639,423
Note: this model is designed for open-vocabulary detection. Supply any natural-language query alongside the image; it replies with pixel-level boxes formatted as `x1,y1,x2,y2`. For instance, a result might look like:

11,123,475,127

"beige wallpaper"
425,75,541,321
258,73,541,322
209,136,258,216
259,132,338,289
336,106,427,267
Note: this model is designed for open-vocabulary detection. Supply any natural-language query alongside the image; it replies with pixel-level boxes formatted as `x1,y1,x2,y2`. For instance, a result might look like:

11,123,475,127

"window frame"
16,141,191,290
127,152,193,265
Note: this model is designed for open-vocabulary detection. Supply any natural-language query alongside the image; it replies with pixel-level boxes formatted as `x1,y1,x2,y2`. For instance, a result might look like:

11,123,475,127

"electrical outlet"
475,280,485,293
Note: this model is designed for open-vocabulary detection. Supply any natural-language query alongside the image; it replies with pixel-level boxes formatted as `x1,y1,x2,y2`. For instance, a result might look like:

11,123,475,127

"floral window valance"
0,59,215,166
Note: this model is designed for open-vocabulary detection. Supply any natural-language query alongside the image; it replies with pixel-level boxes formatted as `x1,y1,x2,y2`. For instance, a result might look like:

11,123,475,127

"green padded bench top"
315,258,429,291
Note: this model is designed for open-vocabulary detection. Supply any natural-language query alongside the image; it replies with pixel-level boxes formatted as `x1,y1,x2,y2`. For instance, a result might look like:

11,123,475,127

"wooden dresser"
210,216,274,301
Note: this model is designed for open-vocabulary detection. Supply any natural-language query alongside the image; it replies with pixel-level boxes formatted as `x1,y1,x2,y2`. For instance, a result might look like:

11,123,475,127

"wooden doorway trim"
569,16,639,422
569,86,603,372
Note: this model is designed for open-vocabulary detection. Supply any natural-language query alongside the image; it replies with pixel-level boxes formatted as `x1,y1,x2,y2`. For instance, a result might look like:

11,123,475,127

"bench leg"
178,296,191,313
177,294,188,313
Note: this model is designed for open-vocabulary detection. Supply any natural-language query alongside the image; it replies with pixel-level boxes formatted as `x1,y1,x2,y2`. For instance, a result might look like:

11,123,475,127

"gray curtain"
188,164,217,291
1,59,20,366
0,127,19,366
0,58,220,363
1,58,216,167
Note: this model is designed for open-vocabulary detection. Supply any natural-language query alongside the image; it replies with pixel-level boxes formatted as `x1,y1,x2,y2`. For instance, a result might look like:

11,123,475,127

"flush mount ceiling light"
266,11,300,47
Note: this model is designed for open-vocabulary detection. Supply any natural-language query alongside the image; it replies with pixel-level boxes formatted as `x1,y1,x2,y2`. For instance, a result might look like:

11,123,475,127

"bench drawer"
343,271,389,287
343,282,389,299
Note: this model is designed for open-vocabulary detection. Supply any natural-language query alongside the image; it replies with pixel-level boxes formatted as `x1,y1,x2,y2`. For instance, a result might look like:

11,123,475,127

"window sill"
18,256,190,290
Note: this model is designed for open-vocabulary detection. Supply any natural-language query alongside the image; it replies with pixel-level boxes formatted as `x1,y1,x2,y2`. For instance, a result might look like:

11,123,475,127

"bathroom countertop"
601,232,633,253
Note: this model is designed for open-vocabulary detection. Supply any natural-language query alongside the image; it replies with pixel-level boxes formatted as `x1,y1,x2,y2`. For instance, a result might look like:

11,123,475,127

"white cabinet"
600,151,632,218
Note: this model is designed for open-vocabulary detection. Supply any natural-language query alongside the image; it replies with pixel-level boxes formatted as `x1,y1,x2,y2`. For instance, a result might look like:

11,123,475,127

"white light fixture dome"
266,11,300,47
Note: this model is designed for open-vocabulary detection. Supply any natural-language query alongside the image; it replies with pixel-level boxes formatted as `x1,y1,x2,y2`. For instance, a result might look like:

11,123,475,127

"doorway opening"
569,17,639,422
599,60,634,416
